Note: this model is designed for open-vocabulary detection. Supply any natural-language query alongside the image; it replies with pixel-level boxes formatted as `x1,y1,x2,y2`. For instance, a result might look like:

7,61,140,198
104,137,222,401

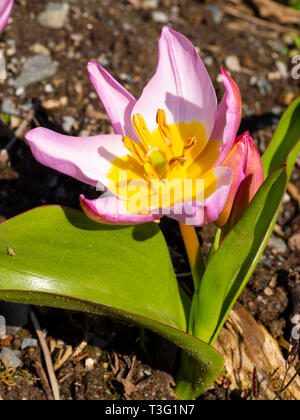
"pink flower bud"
217,132,263,228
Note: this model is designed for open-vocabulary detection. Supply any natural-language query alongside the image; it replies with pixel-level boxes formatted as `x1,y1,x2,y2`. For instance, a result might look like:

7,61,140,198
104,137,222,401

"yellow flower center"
107,109,221,214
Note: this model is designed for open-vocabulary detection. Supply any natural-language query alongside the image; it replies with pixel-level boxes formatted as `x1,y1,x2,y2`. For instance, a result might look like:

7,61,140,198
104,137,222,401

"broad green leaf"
193,166,287,344
0,206,223,396
262,96,300,178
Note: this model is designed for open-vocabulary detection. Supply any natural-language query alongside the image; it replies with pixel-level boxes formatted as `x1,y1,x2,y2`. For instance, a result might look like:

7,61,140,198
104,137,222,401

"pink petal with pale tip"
211,68,242,166
0,0,13,32
216,140,246,227
236,132,264,195
25,127,126,190
230,132,264,225
131,26,217,136
87,61,137,140
166,167,233,226
80,194,162,225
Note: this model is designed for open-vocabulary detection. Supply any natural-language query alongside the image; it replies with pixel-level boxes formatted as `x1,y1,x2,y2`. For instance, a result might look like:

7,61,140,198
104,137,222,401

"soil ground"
0,0,299,400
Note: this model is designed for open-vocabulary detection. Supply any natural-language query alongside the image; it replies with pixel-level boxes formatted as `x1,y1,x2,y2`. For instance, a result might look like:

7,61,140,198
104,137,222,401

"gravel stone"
37,2,69,29
268,235,288,254
225,55,241,72
15,55,57,88
0,347,22,369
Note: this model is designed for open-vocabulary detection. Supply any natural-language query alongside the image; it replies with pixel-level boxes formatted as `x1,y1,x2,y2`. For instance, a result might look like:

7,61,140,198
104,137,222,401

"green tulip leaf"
0,206,224,396
262,96,300,179
194,166,287,344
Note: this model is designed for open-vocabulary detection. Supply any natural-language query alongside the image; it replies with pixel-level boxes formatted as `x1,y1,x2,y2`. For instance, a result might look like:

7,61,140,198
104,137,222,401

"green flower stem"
176,223,209,400
206,228,221,265
178,222,206,292
178,223,206,335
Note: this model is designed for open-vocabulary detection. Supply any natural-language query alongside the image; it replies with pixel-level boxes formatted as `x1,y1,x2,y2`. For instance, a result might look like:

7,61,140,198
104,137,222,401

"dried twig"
251,0,300,25
34,358,54,401
54,346,73,372
272,362,300,400
109,353,137,398
71,334,92,360
58,373,72,384
30,309,60,401
227,20,278,40
75,352,89,363
0,109,34,154
0,110,35,170
224,5,297,34
127,0,149,9
215,304,300,399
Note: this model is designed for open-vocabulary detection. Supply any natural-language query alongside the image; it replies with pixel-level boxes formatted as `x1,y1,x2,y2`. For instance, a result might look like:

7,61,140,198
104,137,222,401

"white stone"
225,55,241,73
152,11,168,23
62,116,76,133
85,358,94,371
38,3,69,29
21,338,38,349
275,61,288,79
0,347,22,369
44,84,54,93
15,87,25,96
142,0,159,8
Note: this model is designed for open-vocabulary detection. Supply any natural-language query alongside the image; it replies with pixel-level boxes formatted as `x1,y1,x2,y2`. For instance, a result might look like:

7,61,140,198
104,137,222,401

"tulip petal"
216,141,246,227
238,132,264,196
217,132,263,228
230,132,264,225
80,194,162,225
132,26,217,136
0,0,13,32
87,61,137,139
25,127,127,190
211,68,242,166
167,167,233,226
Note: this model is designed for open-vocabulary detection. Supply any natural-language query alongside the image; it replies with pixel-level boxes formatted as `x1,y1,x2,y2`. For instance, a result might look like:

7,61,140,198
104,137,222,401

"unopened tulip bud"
217,132,263,229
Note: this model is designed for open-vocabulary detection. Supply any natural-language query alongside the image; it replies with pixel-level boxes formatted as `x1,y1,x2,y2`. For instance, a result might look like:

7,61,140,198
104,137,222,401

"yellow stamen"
169,156,186,170
144,161,160,180
156,109,172,147
183,136,197,155
132,114,153,151
122,136,147,164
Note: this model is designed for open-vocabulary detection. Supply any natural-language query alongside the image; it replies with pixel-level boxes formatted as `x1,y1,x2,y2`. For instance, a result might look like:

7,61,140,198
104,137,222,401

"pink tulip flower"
0,0,14,33
26,26,246,226
217,131,264,228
